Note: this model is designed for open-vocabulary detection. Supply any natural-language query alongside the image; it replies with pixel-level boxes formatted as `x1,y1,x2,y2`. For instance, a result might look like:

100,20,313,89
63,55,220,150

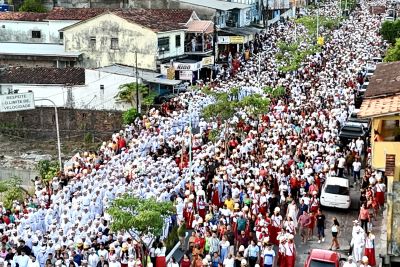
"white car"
320,176,351,209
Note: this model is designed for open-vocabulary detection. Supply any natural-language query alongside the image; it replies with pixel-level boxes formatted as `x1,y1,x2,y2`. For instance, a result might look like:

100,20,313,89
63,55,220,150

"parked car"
304,249,345,267
339,121,368,143
320,176,351,209
348,109,371,130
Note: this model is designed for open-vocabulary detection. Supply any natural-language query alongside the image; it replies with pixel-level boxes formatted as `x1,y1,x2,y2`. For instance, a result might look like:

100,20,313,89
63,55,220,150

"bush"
384,38,400,62
122,108,140,125
84,132,93,144
36,160,59,182
19,0,47,12
0,176,26,209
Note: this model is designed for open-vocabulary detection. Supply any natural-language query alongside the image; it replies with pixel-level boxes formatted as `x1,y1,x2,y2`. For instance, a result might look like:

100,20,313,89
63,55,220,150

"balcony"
184,20,214,55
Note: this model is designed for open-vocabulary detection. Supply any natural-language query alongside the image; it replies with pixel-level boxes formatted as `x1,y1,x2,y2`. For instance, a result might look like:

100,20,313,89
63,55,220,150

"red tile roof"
0,8,110,21
365,62,400,98
359,95,400,118
113,9,194,32
0,8,195,28
0,67,85,85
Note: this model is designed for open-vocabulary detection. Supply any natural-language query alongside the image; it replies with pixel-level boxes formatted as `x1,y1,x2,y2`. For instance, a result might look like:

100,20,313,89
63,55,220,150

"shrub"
122,108,140,125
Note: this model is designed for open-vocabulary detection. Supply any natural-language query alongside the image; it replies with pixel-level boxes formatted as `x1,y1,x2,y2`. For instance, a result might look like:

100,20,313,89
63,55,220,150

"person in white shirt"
337,155,346,177
343,256,357,267
352,158,362,184
223,254,234,267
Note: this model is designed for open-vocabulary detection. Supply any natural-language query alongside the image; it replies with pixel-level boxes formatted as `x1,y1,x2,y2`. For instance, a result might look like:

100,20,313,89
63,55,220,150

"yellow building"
359,61,400,266
60,9,199,70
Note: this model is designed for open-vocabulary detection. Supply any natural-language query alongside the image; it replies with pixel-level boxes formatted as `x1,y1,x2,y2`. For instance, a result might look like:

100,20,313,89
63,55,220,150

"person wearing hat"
283,235,296,267
360,256,371,267
343,256,357,267
364,231,376,267
270,207,282,246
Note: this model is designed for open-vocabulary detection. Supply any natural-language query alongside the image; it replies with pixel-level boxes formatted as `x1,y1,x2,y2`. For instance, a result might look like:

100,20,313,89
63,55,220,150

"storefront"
217,35,245,63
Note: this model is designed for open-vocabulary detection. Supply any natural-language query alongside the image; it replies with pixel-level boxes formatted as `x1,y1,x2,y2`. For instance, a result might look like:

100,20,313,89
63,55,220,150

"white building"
0,8,109,43
0,67,139,110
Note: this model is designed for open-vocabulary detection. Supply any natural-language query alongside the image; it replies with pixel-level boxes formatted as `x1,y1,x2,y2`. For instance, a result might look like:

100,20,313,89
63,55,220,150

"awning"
144,77,181,86
186,20,214,33
219,26,262,37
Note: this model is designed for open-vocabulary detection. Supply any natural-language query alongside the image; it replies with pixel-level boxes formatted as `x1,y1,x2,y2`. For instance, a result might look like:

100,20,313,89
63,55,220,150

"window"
90,37,96,48
59,32,64,40
158,37,170,53
175,35,181,47
32,31,41,39
111,38,119,49
325,185,349,196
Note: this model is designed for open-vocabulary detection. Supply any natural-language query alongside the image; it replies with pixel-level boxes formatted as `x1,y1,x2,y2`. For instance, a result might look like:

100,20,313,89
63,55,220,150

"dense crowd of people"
0,1,389,267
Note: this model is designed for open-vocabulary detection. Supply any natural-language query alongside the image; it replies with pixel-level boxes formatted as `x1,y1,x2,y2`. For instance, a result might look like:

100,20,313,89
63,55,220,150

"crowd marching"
0,0,389,267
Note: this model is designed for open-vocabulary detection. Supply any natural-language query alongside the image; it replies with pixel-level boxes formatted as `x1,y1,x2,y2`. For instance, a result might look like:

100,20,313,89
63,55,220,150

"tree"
381,20,400,45
19,0,47,12
108,195,175,265
0,176,26,209
36,160,59,182
115,83,149,107
384,38,400,62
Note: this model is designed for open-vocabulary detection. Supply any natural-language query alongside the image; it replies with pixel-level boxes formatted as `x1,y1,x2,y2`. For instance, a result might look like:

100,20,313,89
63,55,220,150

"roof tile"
365,61,400,98
359,95,400,118
0,67,85,85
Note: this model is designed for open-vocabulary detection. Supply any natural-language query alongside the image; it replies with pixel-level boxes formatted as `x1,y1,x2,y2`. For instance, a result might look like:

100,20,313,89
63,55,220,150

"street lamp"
34,98,62,172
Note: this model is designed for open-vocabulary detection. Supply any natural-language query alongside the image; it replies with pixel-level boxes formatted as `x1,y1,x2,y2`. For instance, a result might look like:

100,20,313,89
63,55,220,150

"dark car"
339,121,368,144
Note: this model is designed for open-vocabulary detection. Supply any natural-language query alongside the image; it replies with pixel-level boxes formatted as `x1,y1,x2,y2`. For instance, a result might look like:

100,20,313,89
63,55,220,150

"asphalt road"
294,181,361,267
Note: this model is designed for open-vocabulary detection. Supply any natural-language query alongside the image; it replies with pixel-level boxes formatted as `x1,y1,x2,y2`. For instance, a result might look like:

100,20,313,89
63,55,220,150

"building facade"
61,9,196,69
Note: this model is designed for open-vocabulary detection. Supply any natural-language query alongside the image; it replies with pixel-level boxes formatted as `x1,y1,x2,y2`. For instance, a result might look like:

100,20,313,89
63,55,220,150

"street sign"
0,92,35,112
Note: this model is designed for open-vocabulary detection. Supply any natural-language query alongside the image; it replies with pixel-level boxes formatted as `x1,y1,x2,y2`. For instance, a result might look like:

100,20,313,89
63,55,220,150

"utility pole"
265,0,269,28
135,51,140,113
317,4,320,38
213,13,218,80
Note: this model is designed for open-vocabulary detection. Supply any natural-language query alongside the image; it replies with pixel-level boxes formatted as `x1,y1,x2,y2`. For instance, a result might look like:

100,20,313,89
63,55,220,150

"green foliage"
237,94,270,117
84,132,93,144
108,195,175,243
115,83,149,106
142,91,158,107
381,20,400,45
35,160,59,182
340,0,356,10
202,101,237,122
19,0,47,12
122,108,140,125
201,86,213,95
0,176,25,209
165,226,179,253
296,16,341,35
384,38,400,62
208,129,221,143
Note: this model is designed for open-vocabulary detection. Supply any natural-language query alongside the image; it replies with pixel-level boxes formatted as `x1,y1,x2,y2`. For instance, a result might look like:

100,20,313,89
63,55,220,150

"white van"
320,176,351,209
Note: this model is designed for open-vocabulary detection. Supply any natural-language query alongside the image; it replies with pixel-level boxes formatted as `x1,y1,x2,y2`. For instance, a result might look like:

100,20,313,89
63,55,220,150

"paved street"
295,181,361,267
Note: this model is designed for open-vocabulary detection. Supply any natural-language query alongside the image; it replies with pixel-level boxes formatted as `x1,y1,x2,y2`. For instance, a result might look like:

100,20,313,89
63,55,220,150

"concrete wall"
0,168,36,187
63,13,185,70
0,107,123,140
0,69,139,111
157,31,185,61
371,116,400,181
0,20,79,43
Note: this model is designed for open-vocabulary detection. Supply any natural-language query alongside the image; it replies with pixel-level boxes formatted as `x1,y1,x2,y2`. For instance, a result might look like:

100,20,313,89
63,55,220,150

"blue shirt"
264,250,275,265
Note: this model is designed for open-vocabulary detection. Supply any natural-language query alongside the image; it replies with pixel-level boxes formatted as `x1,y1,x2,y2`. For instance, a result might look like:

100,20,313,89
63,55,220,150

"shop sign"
179,70,193,81
217,36,230,44
167,67,176,80
229,36,245,44
201,56,214,66
173,62,201,71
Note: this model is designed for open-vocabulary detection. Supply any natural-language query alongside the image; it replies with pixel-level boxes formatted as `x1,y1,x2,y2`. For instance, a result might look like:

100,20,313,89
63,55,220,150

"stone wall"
0,107,123,140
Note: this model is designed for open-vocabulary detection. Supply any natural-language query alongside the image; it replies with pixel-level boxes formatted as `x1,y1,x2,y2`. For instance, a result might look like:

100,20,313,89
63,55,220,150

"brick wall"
0,107,123,140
